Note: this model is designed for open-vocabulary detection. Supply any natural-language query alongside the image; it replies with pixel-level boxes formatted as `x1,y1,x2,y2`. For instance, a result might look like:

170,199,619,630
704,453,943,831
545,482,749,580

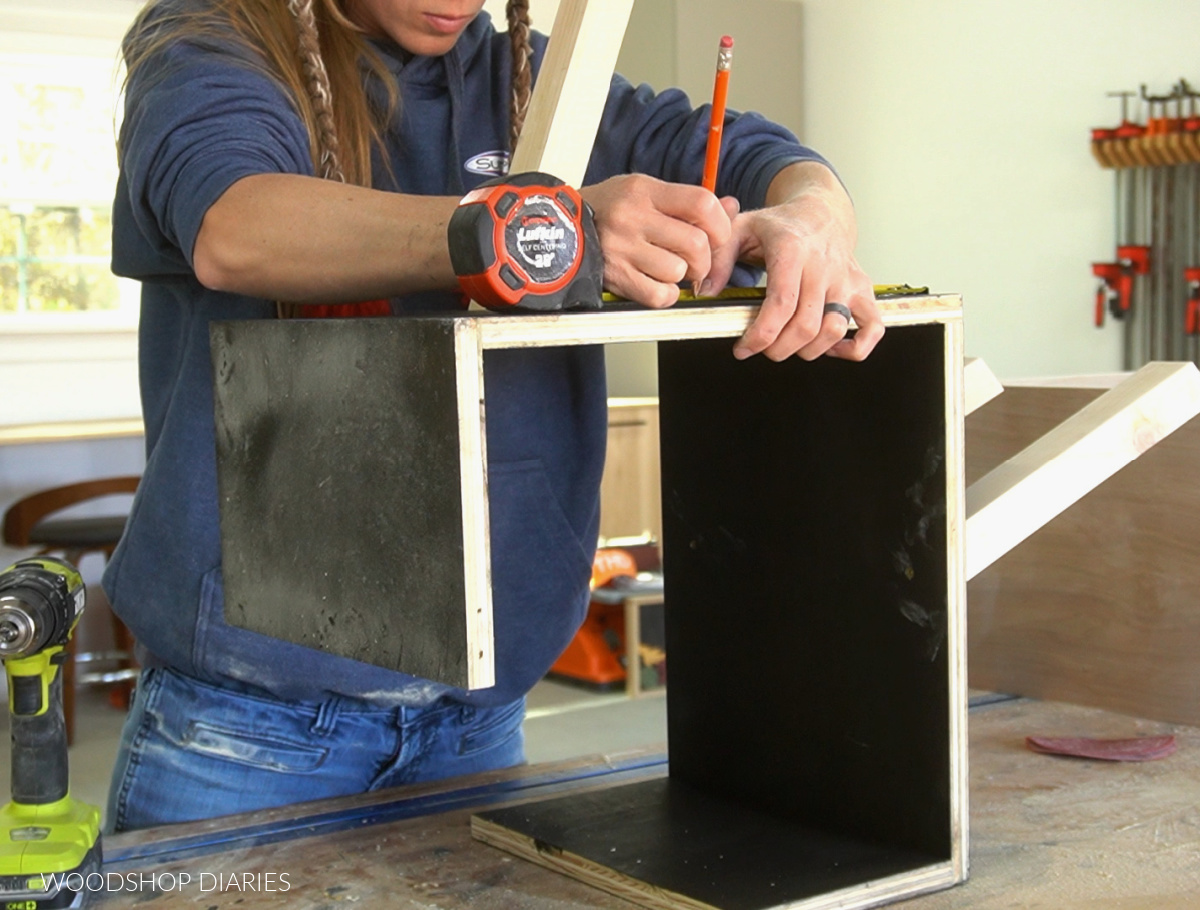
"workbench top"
0,418,143,447
95,697,1198,909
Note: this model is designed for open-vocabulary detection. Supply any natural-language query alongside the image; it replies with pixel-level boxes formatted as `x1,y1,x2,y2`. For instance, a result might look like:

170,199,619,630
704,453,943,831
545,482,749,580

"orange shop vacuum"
549,547,665,689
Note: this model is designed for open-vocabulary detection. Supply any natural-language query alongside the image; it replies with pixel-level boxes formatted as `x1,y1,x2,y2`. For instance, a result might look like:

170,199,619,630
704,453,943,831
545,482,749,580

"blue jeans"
104,667,525,833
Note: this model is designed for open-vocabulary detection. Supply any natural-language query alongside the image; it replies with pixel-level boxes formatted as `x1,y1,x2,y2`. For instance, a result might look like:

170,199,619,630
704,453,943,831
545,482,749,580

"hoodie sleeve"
583,73,831,210
112,42,313,281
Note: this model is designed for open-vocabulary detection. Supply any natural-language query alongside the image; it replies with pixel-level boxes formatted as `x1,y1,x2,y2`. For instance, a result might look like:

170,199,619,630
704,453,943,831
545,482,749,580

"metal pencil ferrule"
716,46,733,71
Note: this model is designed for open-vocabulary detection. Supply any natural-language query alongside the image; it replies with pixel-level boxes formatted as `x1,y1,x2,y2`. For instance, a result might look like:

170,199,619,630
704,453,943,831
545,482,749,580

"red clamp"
1185,267,1200,335
1091,262,1127,327
1091,245,1151,327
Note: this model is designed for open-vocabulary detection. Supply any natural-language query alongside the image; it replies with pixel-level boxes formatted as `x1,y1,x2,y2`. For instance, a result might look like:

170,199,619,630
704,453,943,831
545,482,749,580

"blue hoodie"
107,8,827,707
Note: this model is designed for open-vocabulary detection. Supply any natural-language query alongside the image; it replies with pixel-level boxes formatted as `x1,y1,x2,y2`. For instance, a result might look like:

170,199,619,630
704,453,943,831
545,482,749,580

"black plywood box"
212,298,968,909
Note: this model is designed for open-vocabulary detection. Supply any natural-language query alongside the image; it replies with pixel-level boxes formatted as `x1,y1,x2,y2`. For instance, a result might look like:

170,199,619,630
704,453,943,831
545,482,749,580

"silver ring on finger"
823,301,852,321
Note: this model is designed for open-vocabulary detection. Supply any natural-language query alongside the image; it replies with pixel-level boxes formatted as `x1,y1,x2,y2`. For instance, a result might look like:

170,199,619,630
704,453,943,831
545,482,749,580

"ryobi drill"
0,557,101,910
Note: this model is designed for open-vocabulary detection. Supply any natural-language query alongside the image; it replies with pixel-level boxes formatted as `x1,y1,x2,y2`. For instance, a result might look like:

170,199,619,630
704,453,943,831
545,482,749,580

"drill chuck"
0,558,84,659
1,595,56,658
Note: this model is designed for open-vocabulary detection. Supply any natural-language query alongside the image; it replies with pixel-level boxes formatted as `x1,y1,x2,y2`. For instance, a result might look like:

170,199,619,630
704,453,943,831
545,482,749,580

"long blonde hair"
122,0,535,187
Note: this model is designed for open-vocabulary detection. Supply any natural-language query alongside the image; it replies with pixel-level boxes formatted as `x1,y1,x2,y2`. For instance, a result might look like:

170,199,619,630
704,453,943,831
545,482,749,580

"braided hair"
286,0,346,181
505,0,533,155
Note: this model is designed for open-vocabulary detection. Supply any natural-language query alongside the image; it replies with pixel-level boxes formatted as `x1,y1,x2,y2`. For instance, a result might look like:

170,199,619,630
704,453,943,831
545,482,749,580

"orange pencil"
702,35,734,193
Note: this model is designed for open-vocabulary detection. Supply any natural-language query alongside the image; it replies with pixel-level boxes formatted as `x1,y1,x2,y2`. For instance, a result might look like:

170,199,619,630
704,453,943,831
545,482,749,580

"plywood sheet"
966,384,1200,725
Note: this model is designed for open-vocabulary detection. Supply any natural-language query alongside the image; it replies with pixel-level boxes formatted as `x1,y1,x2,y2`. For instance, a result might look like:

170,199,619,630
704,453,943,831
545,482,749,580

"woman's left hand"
702,161,884,362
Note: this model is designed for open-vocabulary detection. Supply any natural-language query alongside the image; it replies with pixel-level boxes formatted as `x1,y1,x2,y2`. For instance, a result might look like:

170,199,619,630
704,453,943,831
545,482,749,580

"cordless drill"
0,557,102,910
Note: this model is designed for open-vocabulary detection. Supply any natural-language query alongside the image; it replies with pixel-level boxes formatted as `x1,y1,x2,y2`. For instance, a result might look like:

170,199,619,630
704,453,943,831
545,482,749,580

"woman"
104,0,882,832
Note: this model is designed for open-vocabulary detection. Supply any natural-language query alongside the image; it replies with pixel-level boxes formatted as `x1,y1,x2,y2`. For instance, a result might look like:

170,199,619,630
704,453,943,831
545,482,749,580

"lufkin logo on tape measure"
508,194,578,281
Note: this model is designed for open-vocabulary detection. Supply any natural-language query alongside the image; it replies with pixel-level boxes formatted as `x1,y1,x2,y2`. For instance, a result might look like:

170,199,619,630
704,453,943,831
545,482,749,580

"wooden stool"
3,476,141,744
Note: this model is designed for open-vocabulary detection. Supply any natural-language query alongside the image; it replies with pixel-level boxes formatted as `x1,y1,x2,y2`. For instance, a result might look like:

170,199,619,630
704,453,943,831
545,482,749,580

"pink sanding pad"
1025,735,1178,762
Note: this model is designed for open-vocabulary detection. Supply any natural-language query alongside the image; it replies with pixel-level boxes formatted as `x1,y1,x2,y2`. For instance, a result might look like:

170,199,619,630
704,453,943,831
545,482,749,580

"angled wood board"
965,362,1200,580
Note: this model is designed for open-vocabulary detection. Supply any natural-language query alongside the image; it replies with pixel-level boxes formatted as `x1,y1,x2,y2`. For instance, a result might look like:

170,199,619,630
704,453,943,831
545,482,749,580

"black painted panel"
210,317,469,686
478,777,940,910
659,325,951,858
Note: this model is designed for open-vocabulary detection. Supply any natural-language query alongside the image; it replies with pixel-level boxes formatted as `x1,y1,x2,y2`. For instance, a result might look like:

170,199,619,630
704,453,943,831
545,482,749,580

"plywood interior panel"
659,327,953,859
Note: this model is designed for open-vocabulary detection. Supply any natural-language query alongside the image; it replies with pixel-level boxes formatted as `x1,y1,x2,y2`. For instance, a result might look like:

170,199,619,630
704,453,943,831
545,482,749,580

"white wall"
800,0,1200,380
610,0,1200,382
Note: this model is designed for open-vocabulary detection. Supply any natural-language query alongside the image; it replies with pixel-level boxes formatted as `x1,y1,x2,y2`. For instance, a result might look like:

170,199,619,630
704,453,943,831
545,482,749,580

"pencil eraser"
720,35,734,48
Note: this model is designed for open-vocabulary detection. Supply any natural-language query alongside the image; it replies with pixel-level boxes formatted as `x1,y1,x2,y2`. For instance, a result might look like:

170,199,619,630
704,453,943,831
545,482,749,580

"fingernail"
697,280,713,298
733,344,751,360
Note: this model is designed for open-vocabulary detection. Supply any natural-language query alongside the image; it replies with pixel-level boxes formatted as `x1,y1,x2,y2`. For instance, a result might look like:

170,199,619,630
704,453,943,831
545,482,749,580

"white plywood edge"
963,357,1003,415
476,295,963,349
792,863,962,910
942,320,970,883
608,396,661,409
965,361,1200,581
510,0,636,185
1004,372,1129,389
455,322,495,690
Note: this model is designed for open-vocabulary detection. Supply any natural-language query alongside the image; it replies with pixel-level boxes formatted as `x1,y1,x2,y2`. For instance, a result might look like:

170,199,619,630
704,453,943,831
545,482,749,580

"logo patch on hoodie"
465,150,511,177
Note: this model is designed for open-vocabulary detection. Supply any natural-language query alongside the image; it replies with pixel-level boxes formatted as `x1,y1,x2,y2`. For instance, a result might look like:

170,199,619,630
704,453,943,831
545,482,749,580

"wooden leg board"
472,779,953,910
509,0,636,185
963,358,1003,416
966,383,1200,725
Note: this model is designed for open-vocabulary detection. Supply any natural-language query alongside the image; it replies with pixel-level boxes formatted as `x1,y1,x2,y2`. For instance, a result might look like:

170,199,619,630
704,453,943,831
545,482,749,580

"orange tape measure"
448,172,604,311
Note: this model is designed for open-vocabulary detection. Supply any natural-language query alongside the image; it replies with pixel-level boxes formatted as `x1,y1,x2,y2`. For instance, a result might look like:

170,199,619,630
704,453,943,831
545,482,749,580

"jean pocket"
458,699,525,756
182,721,329,773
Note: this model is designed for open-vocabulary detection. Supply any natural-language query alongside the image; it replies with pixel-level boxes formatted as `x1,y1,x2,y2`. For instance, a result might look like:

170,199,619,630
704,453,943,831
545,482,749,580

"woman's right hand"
580,174,738,309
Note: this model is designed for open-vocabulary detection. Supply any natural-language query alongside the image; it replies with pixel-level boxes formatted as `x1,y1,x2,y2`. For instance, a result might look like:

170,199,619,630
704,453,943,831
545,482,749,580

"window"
1,204,116,315
0,1,143,427
0,28,139,328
